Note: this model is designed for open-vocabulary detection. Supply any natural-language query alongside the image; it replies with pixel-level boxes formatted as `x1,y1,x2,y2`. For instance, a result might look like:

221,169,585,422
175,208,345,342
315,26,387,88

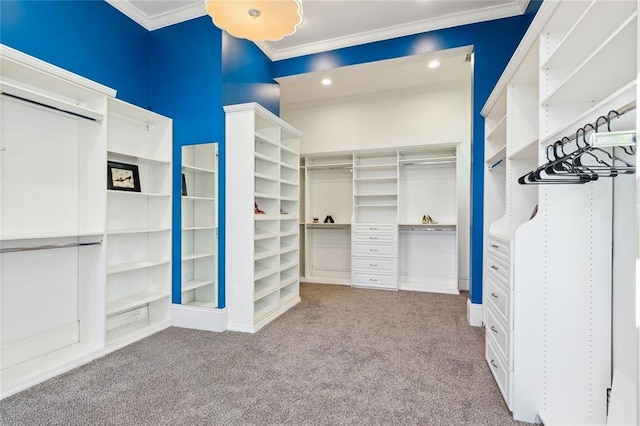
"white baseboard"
171,304,227,332
399,281,459,295
227,296,301,333
467,299,483,327
458,275,470,291
301,276,351,286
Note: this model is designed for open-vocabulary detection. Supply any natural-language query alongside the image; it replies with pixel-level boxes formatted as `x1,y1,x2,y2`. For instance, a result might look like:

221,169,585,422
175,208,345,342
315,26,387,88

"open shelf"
106,259,170,275
105,291,169,316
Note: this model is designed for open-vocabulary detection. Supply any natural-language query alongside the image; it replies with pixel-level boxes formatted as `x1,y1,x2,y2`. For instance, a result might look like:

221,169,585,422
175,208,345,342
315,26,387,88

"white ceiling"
106,0,530,61
277,45,473,108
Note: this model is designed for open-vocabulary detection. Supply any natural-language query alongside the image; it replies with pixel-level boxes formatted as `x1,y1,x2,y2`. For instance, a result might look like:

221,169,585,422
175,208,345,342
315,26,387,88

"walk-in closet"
279,46,473,295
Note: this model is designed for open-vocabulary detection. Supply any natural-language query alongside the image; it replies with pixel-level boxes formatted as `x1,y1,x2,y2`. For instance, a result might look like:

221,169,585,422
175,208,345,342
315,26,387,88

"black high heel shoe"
324,215,331,223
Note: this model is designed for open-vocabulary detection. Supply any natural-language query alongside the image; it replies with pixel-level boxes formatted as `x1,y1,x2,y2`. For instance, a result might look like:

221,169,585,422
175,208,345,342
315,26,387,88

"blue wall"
272,10,539,304
0,0,149,107
222,32,280,115
148,16,225,306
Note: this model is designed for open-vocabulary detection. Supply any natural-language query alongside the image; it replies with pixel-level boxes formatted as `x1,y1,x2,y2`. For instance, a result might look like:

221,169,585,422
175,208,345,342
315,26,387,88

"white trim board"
171,305,227,332
467,299,483,327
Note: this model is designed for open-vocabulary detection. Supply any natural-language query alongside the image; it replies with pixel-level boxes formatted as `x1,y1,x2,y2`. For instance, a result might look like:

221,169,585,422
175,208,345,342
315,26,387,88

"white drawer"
353,243,396,257
486,337,511,409
486,276,510,325
352,233,397,242
487,236,510,263
486,253,510,286
352,272,397,289
486,308,510,364
353,257,396,273
106,305,149,332
353,224,396,234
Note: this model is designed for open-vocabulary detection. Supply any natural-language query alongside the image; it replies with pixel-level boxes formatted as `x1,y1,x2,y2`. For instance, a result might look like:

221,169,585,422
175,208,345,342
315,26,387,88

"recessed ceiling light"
321,78,332,86
428,60,440,69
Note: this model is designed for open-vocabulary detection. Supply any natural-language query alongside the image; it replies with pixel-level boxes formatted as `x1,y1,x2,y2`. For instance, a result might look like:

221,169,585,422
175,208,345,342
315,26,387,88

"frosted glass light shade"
206,0,303,42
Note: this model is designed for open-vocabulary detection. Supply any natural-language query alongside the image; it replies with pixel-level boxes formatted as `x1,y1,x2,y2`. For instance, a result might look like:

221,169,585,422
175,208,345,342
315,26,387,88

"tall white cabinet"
224,103,302,333
481,0,638,423
301,146,459,294
0,45,172,398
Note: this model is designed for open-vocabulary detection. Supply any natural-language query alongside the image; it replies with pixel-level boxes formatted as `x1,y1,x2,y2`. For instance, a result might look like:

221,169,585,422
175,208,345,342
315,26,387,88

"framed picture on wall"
107,161,141,192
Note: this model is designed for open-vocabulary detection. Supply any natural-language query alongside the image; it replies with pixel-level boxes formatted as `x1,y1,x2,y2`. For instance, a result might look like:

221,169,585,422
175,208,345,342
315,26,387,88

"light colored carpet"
0,284,531,425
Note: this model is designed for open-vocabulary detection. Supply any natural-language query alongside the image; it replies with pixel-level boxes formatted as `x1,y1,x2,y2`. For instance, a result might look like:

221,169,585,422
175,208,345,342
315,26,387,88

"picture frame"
107,161,141,192
181,173,188,196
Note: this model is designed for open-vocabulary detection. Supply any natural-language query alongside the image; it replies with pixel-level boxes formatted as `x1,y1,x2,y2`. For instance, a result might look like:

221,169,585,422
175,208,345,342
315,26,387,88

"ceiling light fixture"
321,78,332,86
205,0,303,42
428,60,440,69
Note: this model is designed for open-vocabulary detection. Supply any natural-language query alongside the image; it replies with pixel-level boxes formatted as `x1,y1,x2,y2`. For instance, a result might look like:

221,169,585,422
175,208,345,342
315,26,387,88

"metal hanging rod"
0,240,103,254
1,92,102,123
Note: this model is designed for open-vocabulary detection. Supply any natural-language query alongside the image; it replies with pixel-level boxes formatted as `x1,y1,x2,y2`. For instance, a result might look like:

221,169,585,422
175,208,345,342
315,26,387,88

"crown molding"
267,0,529,61
105,0,206,31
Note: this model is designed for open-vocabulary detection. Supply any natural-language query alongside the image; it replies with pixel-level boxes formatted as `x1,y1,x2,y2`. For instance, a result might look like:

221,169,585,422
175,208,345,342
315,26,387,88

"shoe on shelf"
422,215,427,224
426,215,438,224
328,215,335,224
324,215,330,223
254,202,265,214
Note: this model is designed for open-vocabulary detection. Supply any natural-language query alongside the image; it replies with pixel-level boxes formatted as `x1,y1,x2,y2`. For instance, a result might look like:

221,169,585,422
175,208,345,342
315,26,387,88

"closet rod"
0,240,103,254
1,92,102,123
405,227,455,232
400,160,456,166
556,100,636,147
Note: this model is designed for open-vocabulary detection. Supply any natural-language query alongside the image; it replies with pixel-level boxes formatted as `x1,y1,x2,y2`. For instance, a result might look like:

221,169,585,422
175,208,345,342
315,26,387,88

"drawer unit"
353,257,396,273
352,272,396,289
352,224,398,290
487,235,510,263
486,337,511,409
485,275,510,324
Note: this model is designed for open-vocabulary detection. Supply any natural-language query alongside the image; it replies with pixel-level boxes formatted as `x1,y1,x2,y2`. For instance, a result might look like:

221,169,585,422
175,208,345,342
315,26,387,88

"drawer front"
353,243,397,257
106,305,149,331
353,257,396,273
486,308,510,363
352,233,397,242
487,236,510,263
353,224,396,234
352,272,397,289
486,337,511,409
486,276,510,325
486,253,510,287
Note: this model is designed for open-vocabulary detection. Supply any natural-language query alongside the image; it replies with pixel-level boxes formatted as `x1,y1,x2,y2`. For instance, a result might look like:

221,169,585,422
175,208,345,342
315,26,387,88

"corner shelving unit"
225,103,302,333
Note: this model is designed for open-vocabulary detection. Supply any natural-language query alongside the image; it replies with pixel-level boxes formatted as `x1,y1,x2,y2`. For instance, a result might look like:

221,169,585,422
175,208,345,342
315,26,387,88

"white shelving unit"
301,145,459,294
225,103,302,333
481,0,638,423
0,45,174,398
105,98,172,347
180,143,217,308
0,45,111,398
